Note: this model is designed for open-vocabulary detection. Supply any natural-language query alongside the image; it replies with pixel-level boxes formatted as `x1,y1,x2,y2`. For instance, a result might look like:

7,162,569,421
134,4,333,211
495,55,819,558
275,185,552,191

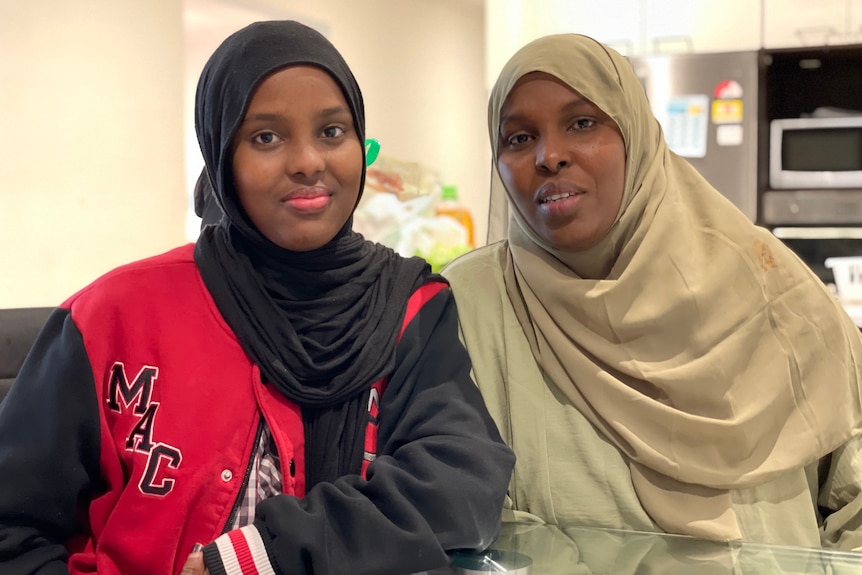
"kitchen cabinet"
485,0,862,63
763,44,862,120
568,0,642,56
762,0,862,48
484,0,643,87
642,0,862,52
643,0,762,54
484,0,641,57
485,0,760,59
547,0,764,55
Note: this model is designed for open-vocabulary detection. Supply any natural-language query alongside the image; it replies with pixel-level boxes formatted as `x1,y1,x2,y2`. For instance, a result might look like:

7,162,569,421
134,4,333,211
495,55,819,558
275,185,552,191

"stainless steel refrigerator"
629,51,760,222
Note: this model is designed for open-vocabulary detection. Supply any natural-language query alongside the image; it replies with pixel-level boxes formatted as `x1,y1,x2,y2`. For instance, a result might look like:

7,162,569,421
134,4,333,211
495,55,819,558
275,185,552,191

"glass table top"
435,522,862,574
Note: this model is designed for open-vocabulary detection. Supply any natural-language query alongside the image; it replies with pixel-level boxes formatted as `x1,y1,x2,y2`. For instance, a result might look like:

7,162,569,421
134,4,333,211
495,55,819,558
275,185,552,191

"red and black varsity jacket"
0,244,515,575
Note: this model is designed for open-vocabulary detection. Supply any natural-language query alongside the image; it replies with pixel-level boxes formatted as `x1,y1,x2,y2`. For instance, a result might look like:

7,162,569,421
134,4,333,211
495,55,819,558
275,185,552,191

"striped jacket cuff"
203,524,277,575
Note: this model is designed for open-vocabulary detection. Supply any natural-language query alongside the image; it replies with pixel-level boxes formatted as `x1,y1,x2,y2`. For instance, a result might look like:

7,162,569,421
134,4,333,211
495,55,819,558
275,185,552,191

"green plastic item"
441,184,459,200
365,138,380,167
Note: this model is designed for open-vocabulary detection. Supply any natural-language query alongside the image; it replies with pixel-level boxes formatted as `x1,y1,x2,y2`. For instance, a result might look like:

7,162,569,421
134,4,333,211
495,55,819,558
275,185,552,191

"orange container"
435,184,474,248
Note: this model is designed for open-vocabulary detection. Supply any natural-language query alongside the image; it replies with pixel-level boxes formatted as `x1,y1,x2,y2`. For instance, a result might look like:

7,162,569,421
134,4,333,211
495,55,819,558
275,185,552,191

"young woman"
0,20,514,575
443,33,862,549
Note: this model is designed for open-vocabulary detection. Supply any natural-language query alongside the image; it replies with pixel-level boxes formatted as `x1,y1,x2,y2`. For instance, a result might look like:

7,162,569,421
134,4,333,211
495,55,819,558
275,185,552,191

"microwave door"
770,116,862,189
763,116,862,226
631,51,760,222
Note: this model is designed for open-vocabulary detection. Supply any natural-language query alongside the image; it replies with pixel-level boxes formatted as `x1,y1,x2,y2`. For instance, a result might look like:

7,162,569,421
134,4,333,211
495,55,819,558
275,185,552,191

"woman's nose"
535,135,570,173
287,140,326,178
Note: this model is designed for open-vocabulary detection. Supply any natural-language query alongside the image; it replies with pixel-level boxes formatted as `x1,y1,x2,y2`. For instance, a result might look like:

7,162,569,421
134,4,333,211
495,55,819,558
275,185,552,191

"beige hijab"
489,34,862,540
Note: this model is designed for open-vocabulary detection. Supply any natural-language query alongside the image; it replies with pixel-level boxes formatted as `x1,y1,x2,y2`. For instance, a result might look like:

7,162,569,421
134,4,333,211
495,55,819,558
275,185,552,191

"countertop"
432,522,862,574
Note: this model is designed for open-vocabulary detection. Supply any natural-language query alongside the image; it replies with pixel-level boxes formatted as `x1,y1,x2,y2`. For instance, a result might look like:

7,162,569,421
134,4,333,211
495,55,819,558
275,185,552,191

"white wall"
0,1,187,308
0,0,488,308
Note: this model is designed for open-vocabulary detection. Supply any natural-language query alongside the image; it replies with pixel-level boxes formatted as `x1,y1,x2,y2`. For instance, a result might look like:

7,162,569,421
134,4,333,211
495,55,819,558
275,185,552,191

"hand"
180,544,210,575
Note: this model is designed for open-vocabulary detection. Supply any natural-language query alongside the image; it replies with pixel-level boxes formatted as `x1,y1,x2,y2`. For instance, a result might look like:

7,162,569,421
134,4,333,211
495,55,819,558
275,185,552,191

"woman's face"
231,65,363,251
497,72,627,252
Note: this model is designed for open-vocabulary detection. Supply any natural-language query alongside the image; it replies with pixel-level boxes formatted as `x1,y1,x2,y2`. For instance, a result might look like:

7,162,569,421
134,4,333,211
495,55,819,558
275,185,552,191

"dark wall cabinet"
756,44,862,224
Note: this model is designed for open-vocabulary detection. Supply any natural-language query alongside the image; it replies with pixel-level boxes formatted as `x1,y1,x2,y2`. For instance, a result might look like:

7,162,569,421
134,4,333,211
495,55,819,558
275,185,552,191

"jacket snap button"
221,469,233,482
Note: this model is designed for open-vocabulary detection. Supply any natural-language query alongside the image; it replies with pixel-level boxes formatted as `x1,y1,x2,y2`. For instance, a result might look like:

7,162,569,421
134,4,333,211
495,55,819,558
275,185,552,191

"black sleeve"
204,288,515,575
0,308,102,575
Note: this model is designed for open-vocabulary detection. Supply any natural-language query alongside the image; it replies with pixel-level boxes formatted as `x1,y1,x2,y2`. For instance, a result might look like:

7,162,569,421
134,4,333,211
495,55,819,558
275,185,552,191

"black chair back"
0,307,55,402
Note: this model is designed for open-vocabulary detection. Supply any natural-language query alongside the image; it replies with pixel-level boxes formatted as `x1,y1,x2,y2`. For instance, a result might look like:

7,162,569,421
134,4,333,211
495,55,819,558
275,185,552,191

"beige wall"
0,0,187,308
1,0,489,308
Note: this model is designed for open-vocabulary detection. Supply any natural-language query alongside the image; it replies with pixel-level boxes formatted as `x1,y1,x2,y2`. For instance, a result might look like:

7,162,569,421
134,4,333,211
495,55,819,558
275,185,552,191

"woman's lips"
536,182,583,203
282,189,331,212
541,191,580,204
536,183,584,215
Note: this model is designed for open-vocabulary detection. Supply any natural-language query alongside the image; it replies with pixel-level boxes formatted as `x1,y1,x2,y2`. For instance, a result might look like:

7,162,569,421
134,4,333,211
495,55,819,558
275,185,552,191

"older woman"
443,33,862,549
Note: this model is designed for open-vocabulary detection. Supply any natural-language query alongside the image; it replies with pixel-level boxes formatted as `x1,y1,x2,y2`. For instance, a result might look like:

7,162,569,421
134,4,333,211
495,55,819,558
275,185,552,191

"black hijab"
193,20,431,489
193,166,221,228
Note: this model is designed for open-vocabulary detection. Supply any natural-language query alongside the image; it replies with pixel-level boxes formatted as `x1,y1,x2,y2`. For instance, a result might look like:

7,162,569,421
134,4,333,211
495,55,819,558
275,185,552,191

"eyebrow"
318,105,351,118
243,106,352,123
499,96,591,126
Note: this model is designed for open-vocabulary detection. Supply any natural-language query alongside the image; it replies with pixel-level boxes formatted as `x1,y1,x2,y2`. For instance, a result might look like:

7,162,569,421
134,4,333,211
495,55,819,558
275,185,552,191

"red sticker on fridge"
713,80,743,99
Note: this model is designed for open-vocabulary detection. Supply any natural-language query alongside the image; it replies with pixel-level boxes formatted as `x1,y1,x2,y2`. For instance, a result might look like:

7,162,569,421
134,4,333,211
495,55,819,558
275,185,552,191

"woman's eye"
323,125,346,138
506,133,531,146
571,118,596,131
253,132,279,145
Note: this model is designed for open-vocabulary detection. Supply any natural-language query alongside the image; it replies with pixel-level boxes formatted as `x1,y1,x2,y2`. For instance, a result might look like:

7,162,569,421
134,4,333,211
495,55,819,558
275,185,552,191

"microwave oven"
769,116,862,190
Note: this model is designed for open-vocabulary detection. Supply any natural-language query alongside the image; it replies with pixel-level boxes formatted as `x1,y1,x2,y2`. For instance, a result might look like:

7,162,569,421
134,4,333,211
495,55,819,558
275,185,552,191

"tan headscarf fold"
489,34,862,540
